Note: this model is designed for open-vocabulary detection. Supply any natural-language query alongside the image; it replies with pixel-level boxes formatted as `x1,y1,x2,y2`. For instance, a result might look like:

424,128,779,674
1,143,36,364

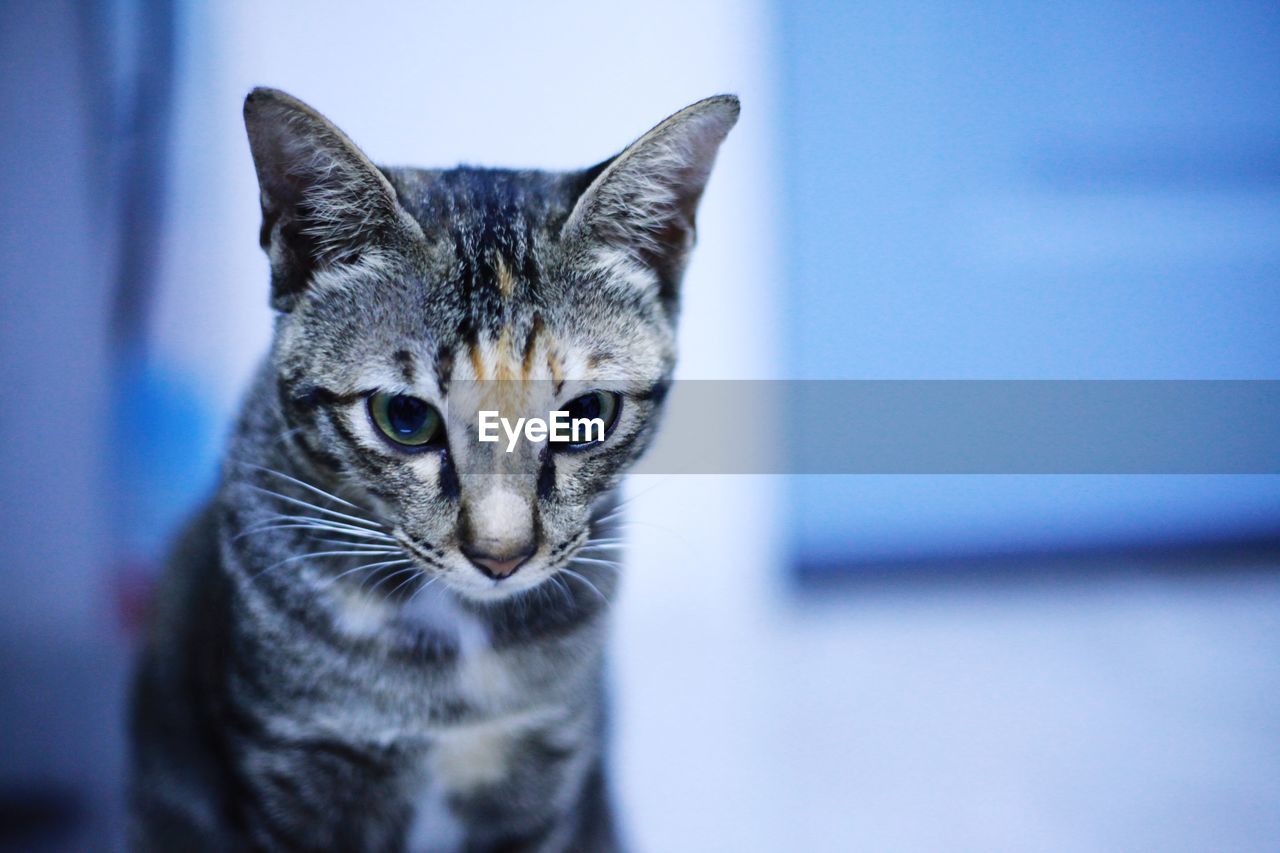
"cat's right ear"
243,88,422,312
560,95,739,314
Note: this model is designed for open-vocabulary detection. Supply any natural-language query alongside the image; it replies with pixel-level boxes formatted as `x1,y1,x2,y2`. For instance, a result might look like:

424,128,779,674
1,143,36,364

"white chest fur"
397,587,557,850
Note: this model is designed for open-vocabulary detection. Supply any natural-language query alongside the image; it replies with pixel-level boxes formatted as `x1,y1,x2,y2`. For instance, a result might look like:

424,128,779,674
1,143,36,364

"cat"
127,87,737,851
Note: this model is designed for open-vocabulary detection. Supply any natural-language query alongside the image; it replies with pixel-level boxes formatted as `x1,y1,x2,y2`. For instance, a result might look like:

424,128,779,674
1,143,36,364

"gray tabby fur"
127,88,737,851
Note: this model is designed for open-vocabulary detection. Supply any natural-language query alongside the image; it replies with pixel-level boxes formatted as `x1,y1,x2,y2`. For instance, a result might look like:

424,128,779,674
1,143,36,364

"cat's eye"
552,390,621,450
368,393,444,449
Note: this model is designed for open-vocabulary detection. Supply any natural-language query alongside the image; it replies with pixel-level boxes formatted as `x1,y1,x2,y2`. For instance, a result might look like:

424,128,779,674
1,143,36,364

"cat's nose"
462,544,535,580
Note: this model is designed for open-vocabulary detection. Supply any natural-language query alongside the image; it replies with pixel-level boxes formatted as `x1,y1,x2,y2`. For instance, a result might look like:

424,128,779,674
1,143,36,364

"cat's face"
244,89,736,602
268,202,675,603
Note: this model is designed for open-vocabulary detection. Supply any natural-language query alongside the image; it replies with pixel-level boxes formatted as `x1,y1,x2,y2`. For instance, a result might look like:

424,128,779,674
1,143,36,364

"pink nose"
463,546,534,580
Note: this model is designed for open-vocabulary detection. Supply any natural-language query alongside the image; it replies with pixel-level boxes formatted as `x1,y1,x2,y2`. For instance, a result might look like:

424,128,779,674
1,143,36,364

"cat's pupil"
566,394,601,421
553,391,620,451
369,392,442,449
387,395,429,435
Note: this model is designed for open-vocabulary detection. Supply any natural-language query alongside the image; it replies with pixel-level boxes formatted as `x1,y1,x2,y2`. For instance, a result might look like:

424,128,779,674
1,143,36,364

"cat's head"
243,88,737,602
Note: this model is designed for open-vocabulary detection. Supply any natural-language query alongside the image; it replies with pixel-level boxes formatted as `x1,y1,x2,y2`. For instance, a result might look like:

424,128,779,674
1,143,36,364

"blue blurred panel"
779,1,1280,569
114,353,221,561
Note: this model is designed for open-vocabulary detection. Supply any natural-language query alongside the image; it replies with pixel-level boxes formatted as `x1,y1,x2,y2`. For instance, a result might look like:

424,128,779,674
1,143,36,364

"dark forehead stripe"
392,349,416,383
434,344,455,393
383,166,590,334
434,169,542,304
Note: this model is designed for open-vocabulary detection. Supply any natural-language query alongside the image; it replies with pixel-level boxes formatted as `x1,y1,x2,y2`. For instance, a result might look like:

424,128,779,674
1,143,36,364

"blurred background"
1,0,1277,849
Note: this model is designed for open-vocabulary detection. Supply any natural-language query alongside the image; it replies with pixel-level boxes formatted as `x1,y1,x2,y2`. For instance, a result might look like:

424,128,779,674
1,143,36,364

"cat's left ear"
561,95,739,311
243,88,422,312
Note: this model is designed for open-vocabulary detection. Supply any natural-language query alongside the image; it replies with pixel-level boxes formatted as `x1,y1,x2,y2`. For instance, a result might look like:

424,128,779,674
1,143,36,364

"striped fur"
129,89,736,851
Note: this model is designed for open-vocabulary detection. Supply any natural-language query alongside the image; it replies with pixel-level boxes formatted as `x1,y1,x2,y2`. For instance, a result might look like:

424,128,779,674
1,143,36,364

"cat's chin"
422,564,556,606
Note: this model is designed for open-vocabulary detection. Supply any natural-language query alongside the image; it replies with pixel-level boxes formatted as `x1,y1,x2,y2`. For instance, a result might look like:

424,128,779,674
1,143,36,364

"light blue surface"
778,0,1280,564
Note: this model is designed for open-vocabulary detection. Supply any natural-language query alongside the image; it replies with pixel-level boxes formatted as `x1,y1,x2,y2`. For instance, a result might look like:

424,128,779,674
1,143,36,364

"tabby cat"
127,88,737,851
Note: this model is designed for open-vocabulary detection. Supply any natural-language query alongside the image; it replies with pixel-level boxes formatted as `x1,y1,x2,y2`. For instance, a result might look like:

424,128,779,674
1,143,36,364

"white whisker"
365,566,421,598
548,575,575,609
571,556,622,570
592,508,627,526
592,480,667,526
246,485,386,530
319,558,413,588
403,573,442,608
308,537,406,551
383,568,426,600
235,523,396,544
241,462,364,510
237,516,396,541
558,568,608,605
250,548,401,582
241,511,386,533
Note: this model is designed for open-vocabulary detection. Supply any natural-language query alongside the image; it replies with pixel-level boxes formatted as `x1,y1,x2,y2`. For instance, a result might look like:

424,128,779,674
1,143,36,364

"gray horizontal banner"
441,380,1280,474
633,380,1280,474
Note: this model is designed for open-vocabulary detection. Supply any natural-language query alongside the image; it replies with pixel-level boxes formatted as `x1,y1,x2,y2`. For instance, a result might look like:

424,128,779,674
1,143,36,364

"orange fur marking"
494,253,515,297
522,315,544,380
468,343,486,381
494,328,517,382
546,348,563,387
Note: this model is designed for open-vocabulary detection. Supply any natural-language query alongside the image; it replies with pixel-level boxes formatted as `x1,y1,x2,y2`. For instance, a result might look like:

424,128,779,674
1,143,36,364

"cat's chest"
404,706,566,851
329,581,525,709
401,586,526,707
383,597,585,849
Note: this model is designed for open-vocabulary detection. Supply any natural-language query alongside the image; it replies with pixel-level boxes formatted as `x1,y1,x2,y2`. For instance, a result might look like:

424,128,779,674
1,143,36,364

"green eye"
552,390,622,450
368,393,443,449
